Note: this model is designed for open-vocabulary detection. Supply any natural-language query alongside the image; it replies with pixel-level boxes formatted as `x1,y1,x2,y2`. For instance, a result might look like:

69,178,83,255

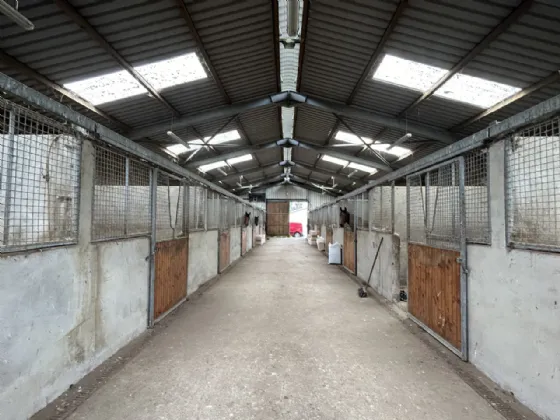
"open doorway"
289,201,308,238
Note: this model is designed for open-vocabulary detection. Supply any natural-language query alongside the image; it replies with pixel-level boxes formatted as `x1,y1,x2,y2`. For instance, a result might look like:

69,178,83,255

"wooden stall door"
343,229,356,273
154,238,188,319
219,230,231,272
241,229,247,255
408,243,462,351
266,201,289,236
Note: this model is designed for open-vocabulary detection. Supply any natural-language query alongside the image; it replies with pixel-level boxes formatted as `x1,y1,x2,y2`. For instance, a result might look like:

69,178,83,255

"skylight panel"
63,53,207,105
335,131,373,144
435,73,521,108
371,143,412,159
135,53,207,91
348,162,377,174
373,54,447,92
373,54,521,108
206,130,241,145
64,71,147,105
165,144,190,156
198,161,227,173
227,154,252,165
322,155,348,166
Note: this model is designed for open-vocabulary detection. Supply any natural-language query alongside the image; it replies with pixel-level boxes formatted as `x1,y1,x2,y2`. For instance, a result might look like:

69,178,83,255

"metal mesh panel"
219,195,229,229
0,98,81,251
207,190,219,229
188,185,206,231
407,174,426,244
370,183,393,232
506,117,560,251
426,163,461,249
356,192,369,230
92,147,151,241
465,149,490,244
156,172,184,240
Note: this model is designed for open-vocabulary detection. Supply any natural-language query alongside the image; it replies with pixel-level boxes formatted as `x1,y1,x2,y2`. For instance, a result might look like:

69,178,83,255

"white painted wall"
187,230,218,296
0,239,149,420
356,230,400,301
247,225,253,251
467,141,560,420
333,227,344,246
230,227,241,263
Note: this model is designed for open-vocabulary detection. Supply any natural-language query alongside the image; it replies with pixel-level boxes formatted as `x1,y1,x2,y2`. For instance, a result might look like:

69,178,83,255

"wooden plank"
343,229,356,273
219,230,230,272
408,243,461,350
154,238,188,319
266,201,289,236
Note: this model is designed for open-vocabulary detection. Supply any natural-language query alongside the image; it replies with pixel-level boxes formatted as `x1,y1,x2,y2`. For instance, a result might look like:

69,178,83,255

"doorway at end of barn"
289,201,308,238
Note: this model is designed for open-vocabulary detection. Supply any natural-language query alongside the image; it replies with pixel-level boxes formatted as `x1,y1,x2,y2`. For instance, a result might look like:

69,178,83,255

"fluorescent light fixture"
165,144,190,156
227,154,253,165
64,53,207,105
348,162,377,174
0,0,34,30
374,54,446,92
373,54,520,108
322,155,348,166
198,161,227,173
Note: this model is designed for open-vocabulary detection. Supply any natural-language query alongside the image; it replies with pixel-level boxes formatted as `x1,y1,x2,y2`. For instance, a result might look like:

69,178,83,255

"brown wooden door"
154,238,188,319
343,229,356,273
219,230,230,272
241,229,247,255
408,243,462,351
326,228,333,247
266,201,289,236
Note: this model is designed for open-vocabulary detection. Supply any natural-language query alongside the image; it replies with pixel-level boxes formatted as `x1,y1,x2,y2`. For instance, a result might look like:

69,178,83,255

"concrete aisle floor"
68,238,505,420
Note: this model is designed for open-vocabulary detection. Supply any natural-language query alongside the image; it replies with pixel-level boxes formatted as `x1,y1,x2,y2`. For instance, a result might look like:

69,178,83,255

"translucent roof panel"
348,162,377,174
371,143,412,159
373,54,447,92
227,154,253,165
322,155,348,166
198,161,227,173
135,53,207,91
64,53,207,105
335,131,373,144
373,54,521,108
165,144,190,156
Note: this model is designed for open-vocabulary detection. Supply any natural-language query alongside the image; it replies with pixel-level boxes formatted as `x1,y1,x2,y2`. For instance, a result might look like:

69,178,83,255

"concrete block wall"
466,141,560,420
356,230,400,301
187,230,219,296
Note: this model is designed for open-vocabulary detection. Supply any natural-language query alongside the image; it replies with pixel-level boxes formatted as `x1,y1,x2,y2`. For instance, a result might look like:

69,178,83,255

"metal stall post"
458,156,468,361
148,167,158,328
2,110,16,245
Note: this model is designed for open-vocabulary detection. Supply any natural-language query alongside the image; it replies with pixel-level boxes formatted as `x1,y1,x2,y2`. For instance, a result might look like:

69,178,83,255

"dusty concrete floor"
67,238,505,420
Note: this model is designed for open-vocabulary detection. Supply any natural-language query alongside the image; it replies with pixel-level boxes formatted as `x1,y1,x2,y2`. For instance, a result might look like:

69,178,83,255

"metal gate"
343,228,356,274
406,158,468,360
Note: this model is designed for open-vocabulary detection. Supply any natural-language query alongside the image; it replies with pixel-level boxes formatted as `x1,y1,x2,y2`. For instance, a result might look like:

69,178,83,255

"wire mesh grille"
506,117,560,250
207,190,219,229
188,185,206,231
465,149,490,244
156,172,184,240
356,192,369,230
219,195,230,230
0,97,81,251
370,183,393,232
407,174,426,244
127,159,152,236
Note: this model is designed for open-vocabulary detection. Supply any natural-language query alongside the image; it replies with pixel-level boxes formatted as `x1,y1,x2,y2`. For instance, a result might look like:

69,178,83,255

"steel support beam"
399,0,534,115
452,70,560,131
185,140,284,169
291,93,458,144
0,72,261,208
0,50,129,130
129,93,288,140
216,163,280,183
346,0,408,104
55,0,179,116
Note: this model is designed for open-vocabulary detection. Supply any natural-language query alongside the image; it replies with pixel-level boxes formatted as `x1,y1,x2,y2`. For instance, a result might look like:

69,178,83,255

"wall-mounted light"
167,130,192,151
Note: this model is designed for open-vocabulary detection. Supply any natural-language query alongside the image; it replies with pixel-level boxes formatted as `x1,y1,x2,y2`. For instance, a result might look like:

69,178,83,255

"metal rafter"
398,0,535,116
345,0,408,104
54,0,180,116
0,50,129,130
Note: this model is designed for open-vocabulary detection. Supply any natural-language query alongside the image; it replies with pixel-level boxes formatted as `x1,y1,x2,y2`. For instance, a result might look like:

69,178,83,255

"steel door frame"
406,157,468,360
